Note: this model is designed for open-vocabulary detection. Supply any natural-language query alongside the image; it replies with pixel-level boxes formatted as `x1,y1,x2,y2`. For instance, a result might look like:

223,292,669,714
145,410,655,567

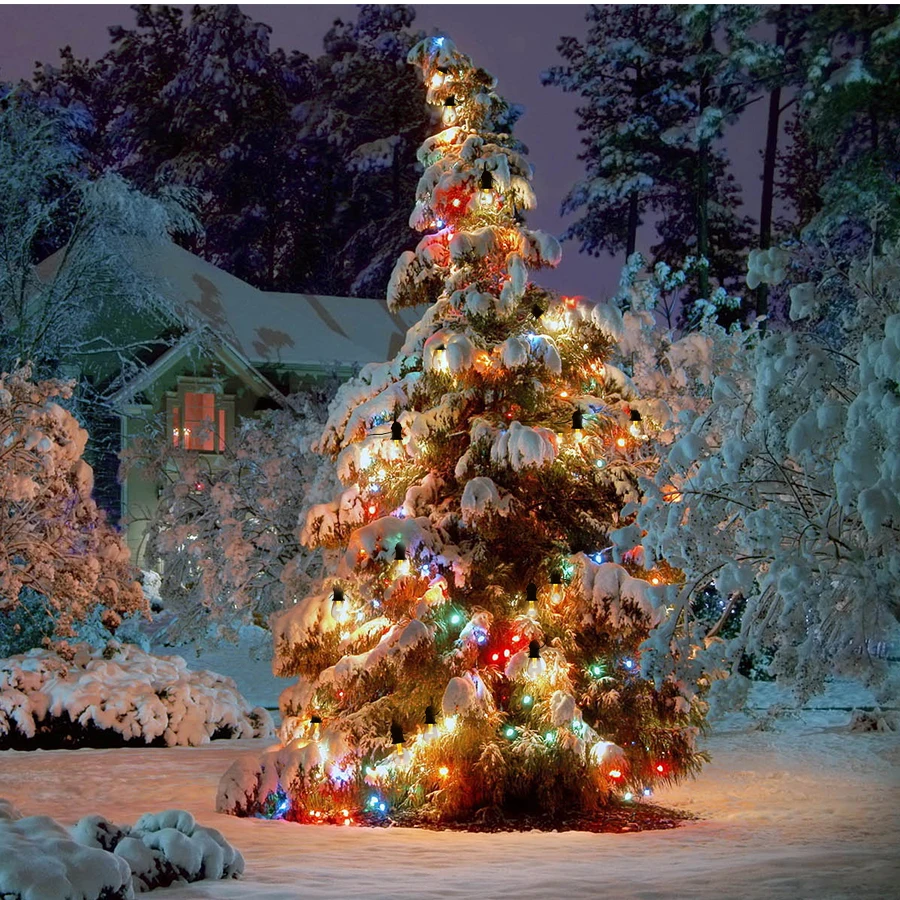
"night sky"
0,4,766,299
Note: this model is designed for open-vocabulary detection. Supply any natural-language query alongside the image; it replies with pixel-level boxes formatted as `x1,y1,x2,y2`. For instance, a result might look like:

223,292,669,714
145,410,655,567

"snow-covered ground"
0,679,896,899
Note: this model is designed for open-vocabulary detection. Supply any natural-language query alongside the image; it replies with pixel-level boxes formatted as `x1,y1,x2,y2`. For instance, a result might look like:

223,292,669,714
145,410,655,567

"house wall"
119,349,282,566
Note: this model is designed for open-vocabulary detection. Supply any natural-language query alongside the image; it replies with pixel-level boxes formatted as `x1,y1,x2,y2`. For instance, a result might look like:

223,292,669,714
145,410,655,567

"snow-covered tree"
32,4,432,299
0,368,146,639
651,5,759,311
219,37,707,827
546,5,756,314
294,5,430,297
797,6,900,239
0,89,191,378
542,6,694,260
0,87,196,510
123,389,337,644
634,235,900,709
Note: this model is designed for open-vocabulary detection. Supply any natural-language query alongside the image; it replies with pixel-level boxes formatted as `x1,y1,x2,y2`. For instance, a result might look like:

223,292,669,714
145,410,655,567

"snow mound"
0,643,274,749
0,802,243,899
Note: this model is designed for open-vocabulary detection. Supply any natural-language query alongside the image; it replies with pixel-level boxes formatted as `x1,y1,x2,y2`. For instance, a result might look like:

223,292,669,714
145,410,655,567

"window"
167,380,233,453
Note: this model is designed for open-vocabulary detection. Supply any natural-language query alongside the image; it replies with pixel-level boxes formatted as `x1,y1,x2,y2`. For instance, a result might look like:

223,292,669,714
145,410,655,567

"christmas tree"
219,36,706,826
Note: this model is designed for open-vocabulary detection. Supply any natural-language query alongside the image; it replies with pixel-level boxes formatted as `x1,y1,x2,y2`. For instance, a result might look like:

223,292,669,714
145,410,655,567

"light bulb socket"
444,96,457,108
479,169,494,192
391,420,403,441
332,587,345,604
630,409,642,422
532,304,544,319
394,542,407,562
526,583,538,605
390,721,405,745
310,714,322,725
550,570,562,586
424,705,437,726
528,639,541,660
572,409,584,431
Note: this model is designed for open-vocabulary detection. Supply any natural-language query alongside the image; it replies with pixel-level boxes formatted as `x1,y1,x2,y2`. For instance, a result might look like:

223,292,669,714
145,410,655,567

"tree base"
358,801,694,833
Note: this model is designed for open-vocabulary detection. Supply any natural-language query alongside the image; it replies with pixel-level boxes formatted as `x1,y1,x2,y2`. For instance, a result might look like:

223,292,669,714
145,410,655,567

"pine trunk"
626,190,639,258
697,25,712,303
756,22,786,320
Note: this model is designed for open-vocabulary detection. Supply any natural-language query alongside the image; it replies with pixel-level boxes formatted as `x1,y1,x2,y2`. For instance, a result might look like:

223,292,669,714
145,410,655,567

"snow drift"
0,643,274,749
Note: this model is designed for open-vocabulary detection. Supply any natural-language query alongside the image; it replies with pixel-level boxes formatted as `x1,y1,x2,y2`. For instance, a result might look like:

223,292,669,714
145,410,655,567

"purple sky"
0,4,765,299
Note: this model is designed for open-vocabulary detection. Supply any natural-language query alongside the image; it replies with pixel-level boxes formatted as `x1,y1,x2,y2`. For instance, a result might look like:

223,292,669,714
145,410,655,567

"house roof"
37,238,417,371
106,330,287,412
135,240,415,369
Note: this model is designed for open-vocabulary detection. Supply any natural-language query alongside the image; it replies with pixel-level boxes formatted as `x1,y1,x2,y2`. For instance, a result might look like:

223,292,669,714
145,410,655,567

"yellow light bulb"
430,72,444,89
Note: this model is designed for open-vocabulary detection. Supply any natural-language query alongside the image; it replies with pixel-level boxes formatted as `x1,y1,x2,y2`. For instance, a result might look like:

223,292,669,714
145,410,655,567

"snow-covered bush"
122,390,338,644
636,238,900,707
0,802,243,899
0,368,147,639
0,642,273,749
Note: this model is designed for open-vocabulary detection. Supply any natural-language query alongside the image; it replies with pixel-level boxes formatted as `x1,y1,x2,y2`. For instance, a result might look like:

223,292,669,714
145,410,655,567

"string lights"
240,34,702,829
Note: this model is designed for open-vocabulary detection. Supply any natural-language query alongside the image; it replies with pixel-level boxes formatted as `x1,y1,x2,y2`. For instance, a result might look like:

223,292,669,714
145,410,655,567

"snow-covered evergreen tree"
219,36,707,826
294,5,430,297
546,5,757,320
797,6,900,238
542,6,693,260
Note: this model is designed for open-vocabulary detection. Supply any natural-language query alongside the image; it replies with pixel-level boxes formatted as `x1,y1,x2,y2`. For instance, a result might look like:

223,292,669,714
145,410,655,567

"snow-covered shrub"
0,368,147,639
637,238,900,707
122,390,338,645
216,751,282,818
0,643,273,749
0,803,243,899
0,812,133,900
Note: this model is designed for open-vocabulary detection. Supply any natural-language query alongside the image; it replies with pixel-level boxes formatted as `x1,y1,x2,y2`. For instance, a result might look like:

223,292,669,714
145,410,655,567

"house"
81,240,418,564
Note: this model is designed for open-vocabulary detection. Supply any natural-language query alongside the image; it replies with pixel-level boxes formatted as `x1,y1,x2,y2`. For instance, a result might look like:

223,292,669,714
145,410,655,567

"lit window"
171,391,227,452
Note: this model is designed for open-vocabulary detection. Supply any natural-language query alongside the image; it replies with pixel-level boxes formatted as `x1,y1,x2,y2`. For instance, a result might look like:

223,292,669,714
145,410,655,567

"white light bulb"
526,656,546,678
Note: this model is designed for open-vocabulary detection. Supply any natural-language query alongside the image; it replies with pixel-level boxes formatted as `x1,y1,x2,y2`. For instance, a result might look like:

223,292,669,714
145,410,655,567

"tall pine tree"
218,36,706,826
542,6,692,260
547,5,757,314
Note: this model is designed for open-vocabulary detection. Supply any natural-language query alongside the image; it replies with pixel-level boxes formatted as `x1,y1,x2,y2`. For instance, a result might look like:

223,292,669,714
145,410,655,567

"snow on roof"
146,241,415,369
38,239,417,370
